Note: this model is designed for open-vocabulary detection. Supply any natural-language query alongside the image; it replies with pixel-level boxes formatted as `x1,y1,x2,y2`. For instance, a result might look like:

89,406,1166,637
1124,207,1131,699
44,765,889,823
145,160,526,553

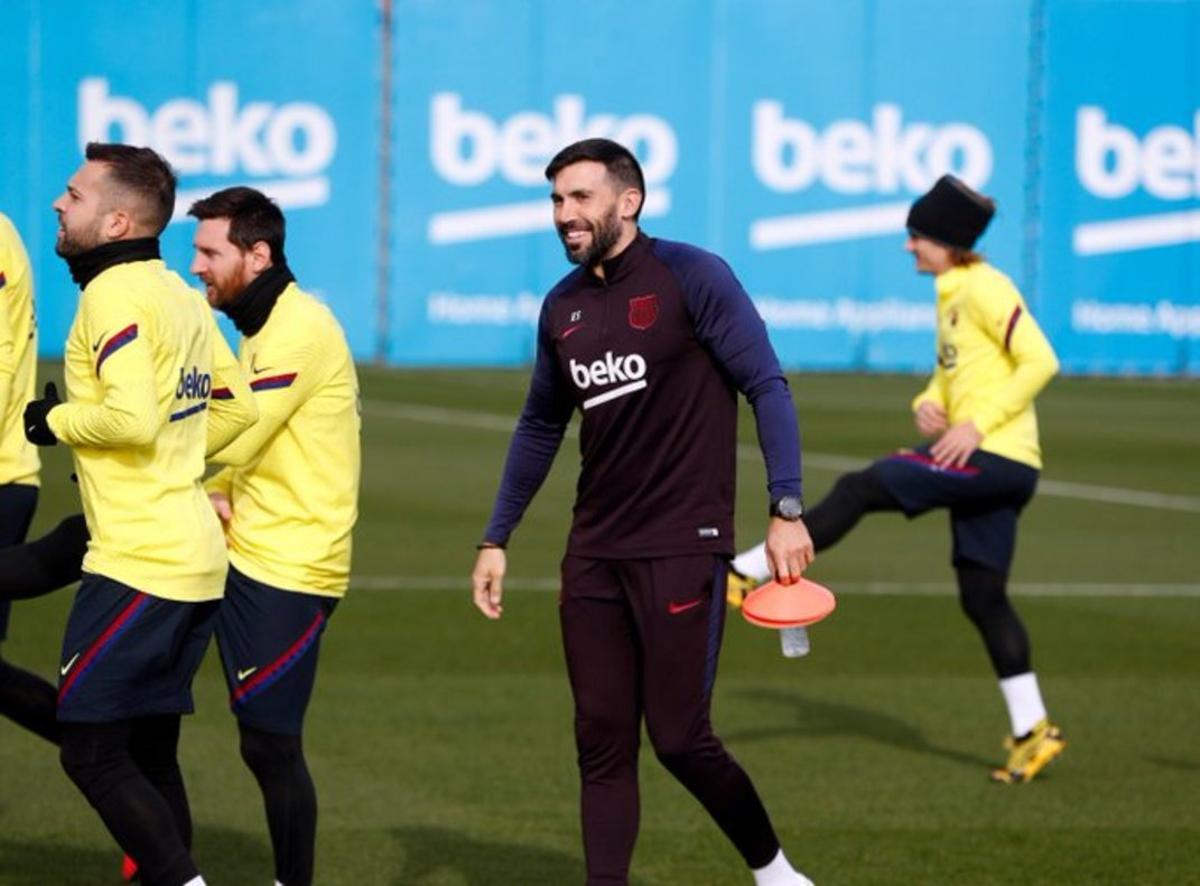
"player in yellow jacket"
29,143,256,886
728,175,1064,785
188,186,360,886
0,211,60,745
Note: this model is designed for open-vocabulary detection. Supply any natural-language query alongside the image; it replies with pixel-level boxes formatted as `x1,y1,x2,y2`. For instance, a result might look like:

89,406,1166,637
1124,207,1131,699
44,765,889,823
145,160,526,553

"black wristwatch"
769,494,804,521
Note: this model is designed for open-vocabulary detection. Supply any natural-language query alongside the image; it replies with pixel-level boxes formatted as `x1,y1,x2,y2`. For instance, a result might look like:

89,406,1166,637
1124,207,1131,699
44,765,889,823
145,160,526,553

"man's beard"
203,268,248,309
559,205,622,268
55,217,106,258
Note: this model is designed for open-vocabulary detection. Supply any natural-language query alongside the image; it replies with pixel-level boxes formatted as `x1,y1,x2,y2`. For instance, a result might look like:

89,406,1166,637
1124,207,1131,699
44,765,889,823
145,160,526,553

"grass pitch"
0,367,1196,884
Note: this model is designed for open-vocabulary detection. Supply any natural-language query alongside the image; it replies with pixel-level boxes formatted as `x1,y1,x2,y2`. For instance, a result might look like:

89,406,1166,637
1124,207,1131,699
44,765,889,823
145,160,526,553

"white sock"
752,849,814,885
732,542,771,582
999,672,1047,737
182,877,206,886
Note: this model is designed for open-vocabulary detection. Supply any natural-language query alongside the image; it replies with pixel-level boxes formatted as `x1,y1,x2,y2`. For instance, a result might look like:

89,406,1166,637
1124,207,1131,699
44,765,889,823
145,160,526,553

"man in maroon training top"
471,138,816,886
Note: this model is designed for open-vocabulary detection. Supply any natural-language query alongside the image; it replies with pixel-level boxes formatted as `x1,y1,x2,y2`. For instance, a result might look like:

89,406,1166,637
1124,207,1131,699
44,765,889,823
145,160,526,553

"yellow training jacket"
49,258,257,601
207,282,361,598
912,262,1059,470
0,213,39,487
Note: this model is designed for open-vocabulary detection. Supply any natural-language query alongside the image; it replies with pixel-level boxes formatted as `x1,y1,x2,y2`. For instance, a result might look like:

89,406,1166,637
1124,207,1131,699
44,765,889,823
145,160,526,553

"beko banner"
2,0,378,356
2,0,1196,374
388,0,1031,371
1039,0,1200,374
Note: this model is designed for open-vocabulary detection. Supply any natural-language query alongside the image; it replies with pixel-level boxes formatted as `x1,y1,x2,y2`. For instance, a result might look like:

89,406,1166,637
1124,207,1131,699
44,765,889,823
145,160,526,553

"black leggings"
0,511,86,746
59,716,198,886
808,467,1032,678
240,723,318,886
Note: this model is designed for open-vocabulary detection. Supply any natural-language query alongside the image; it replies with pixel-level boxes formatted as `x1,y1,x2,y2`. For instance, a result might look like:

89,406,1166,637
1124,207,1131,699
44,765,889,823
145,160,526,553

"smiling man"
471,138,815,886
188,186,360,886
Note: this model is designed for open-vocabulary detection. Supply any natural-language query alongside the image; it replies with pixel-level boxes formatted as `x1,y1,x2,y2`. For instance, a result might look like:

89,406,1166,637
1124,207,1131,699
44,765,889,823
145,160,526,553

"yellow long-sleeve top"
48,258,257,601
207,283,361,598
912,262,1059,470
0,213,40,487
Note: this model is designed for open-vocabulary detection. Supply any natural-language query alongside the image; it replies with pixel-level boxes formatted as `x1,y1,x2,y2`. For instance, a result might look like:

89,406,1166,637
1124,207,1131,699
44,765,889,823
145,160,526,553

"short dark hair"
85,142,177,235
544,138,646,219
187,186,287,264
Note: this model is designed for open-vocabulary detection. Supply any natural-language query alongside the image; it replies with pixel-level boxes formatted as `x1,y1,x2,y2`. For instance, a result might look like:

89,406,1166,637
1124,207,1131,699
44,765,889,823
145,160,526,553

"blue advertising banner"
719,0,1031,372
4,1,1197,376
1038,0,1200,375
387,0,1033,372
5,1,379,358
388,0,708,365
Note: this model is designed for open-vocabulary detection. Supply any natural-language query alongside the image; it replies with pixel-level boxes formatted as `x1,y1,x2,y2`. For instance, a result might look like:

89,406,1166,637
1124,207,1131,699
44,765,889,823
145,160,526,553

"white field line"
351,575,1200,598
364,400,1200,514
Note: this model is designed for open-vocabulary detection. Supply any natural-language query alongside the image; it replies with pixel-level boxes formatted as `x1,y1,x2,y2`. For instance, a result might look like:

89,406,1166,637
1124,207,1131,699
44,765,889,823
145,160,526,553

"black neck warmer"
65,238,160,288
221,263,295,337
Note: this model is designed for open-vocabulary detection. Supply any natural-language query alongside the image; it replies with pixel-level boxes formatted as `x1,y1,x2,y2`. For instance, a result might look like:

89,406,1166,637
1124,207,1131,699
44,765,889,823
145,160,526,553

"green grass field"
0,367,1197,885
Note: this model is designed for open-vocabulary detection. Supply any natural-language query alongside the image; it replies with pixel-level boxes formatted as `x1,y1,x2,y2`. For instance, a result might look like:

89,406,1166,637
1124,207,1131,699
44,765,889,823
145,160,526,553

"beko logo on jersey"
568,351,648,411
427,93,677,245
1072,106,1200,255
78,78,337,224
176,366,212,400
749,101,993,251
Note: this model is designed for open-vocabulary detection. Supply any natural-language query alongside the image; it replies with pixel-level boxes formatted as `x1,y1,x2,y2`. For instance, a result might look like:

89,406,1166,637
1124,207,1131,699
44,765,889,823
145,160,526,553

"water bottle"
780,625,810,658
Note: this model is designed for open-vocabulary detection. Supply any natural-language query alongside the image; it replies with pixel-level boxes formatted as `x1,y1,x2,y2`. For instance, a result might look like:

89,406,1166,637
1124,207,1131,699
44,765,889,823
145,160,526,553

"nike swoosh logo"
561,324,584,340
236,667,258,682
60,652,81,676
92,334,106,352
668,598,703,615
251,358,271,374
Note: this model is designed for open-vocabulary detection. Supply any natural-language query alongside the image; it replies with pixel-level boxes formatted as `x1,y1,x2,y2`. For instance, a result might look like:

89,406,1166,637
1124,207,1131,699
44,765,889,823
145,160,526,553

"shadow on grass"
0,823,272,884
1145,755,1200,772
723,686,994,770
0,837,113,886
391,824,582,885
193,823,274,882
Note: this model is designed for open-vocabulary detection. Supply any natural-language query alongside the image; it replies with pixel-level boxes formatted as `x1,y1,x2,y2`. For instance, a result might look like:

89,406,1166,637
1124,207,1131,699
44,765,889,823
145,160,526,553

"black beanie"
906,175,995,249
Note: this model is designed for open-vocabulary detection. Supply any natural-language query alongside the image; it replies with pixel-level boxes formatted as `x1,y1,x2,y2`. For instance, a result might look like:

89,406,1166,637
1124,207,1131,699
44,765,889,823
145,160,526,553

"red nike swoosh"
668,598,703,615
561,324,584,339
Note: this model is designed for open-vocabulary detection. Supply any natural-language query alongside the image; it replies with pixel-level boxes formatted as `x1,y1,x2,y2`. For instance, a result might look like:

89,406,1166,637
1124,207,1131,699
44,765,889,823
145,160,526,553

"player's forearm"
747,377,803,501
911,370,947,412
971,332,1059,434
206,388,259,457
204,466,235,498
482,414,567,546
47,398,159,448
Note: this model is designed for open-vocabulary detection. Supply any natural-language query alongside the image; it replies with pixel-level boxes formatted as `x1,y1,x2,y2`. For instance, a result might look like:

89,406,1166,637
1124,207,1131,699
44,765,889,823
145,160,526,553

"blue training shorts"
57,573,219,723
215,565,337,736
872,445,1039,575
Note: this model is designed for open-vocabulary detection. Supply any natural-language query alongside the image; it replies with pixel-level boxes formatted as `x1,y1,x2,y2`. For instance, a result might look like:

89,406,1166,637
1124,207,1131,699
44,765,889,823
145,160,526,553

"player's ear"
249,240,273,273
619,188,643,223
103,208,133,242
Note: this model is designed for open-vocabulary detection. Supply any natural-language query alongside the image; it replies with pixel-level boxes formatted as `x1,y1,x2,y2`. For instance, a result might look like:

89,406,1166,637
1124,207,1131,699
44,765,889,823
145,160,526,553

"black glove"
24,382,61,446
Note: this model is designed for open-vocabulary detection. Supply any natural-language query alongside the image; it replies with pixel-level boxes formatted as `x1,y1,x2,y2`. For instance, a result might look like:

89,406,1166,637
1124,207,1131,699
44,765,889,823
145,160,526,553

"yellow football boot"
990,718,1065,784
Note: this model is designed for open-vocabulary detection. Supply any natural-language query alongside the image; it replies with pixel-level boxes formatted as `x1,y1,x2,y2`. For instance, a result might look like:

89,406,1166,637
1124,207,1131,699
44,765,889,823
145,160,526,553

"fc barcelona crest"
628,294,658,331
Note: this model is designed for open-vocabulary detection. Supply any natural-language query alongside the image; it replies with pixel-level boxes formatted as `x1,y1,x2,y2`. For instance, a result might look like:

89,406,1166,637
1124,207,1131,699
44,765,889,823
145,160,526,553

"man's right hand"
209,492,233,523
914,401,948,437
472,546,507,620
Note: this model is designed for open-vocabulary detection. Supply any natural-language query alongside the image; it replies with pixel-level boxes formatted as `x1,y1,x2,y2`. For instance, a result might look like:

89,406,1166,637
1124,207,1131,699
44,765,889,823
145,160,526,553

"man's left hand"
24,382,62,446
930,420,983,468
765,517,815,586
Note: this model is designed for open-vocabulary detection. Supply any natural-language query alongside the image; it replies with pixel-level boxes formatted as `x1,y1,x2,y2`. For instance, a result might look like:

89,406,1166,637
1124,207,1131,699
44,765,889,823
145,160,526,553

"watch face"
773,496,803,520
